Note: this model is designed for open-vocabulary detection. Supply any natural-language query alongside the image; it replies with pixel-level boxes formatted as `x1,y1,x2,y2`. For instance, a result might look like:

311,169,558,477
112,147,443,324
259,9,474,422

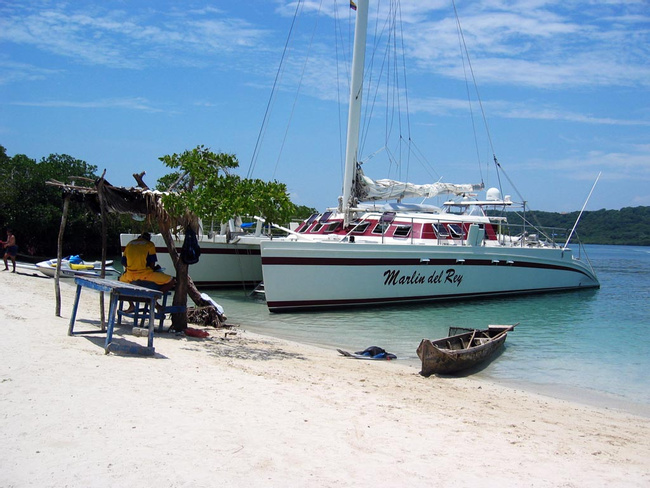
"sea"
203,244,650,416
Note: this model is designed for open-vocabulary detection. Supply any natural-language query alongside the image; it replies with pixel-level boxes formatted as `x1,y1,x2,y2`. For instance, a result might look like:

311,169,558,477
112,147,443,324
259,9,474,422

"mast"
340,0,369,225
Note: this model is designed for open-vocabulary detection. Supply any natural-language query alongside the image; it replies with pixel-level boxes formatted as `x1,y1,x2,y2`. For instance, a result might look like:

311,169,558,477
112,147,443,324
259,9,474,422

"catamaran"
120,218,266,287
259,0,600,312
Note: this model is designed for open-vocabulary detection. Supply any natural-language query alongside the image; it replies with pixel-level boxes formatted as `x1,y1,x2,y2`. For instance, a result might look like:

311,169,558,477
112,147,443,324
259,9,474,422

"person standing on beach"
120,232,175,312
2,229,17,273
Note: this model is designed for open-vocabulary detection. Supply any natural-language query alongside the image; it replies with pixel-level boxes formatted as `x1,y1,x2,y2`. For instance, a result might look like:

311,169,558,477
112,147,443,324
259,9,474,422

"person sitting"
120,232,175,313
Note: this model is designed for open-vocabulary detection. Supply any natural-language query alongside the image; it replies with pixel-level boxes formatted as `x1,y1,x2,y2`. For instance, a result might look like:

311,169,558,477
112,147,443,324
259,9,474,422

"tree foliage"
0,145,126,258
501,207,650,246
158,146,295,227
292,204,318,221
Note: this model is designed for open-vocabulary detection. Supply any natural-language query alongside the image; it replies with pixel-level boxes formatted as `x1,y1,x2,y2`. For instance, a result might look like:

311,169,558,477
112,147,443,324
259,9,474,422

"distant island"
499,206,649,246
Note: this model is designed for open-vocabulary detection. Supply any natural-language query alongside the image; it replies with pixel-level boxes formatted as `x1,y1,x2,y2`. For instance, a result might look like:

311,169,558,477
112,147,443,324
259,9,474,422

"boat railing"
574,237,598,276
340,210,581,249
494,222,575,248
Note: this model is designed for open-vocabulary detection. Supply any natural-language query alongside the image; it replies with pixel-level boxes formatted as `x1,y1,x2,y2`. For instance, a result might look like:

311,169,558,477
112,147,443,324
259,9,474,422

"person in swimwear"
120,232,175,312
2,229,17,273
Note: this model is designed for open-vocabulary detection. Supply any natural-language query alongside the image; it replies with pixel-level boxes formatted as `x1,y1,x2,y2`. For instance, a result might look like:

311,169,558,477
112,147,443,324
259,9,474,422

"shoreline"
1,269,649,486
235,322,650,419
21,258,650,418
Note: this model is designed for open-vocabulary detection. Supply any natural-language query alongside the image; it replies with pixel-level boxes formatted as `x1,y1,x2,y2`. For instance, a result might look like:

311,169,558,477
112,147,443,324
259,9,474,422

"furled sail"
356,169,484,202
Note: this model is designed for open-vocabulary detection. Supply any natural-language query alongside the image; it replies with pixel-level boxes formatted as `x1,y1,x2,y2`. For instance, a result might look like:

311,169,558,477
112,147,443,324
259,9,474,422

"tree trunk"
158,220,207,331
96,173,108,330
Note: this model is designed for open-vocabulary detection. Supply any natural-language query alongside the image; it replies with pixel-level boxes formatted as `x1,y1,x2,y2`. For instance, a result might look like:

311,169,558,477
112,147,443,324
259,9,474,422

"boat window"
372,222,390,234
394,225,411,237
350,221,371,234
443,205,465,216
298,213,319,233
466,205,485,217
319,211,332,223
380,212,396,223
448,224,463,238
323,221,341,233
433,223,449,237
311,223,323,233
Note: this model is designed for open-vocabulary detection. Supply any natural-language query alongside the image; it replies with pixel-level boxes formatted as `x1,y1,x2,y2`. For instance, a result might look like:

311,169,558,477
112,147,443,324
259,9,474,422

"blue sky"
1,0,648,213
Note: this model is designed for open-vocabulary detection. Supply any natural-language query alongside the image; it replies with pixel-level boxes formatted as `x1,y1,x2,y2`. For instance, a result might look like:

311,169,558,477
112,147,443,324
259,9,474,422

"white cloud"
518,145,650,181
10,97,165,113
0,2,270,70
400,0,650,88
408,95,650,126
0,58,62,85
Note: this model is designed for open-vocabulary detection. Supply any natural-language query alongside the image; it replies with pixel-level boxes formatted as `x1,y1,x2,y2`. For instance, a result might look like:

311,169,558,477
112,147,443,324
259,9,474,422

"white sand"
1,269,649,487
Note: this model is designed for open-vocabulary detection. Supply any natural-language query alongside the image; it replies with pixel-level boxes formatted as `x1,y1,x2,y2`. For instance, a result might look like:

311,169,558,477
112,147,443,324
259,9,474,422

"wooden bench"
67,276,165,356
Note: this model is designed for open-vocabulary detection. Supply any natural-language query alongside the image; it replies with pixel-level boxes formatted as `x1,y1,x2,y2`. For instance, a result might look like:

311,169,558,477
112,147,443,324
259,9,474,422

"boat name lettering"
383,268,463,287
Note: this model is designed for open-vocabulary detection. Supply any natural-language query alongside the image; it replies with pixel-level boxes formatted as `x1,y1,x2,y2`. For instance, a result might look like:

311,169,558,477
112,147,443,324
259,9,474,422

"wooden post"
96,172,108,330
55,193,71,317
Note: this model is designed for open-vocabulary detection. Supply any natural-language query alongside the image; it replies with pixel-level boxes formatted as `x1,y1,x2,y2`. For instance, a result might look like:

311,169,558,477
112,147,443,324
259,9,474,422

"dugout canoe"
416,323,518,376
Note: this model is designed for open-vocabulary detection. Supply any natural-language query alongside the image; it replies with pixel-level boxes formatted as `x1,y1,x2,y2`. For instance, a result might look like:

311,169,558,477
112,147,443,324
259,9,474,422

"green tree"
155,146,295,331
159,146,294,227
0,146,120,258
292,204,318,221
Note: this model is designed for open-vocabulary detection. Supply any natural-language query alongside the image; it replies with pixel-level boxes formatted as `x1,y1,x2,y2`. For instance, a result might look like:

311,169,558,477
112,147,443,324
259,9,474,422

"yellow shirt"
120,238,171,285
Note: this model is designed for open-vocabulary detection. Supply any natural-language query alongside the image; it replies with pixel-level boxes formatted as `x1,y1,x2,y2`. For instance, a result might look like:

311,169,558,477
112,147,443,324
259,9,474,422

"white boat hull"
35,259,119,279
260,240,600,312
120,233,263,287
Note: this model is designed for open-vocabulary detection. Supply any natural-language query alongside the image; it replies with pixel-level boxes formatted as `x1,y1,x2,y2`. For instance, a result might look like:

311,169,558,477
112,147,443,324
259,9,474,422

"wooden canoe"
416,323,518,376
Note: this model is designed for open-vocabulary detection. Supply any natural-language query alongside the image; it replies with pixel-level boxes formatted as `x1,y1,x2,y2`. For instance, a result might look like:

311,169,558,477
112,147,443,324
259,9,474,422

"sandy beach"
1,268,649,487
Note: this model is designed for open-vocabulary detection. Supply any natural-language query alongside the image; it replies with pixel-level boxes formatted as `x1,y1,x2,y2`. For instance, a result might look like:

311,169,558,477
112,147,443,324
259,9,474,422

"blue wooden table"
68,276,164,356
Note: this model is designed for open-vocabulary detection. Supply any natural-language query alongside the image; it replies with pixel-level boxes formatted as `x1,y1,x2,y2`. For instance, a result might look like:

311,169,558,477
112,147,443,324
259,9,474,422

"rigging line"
407,137,442,181
246,0,302,180
393,7,406,183
386,2,400,180
334,0,346,184
359,2,393,162
494,153,547,233
379,1,409,184
273,0,325,179
358,0,381,157
508,209,554,243
452,0,495,181
382,11,394,174
492,160,526,207
380,7,403,183
454,7,484,185
359,0,394,158
335,0,354,185
396,0,413,183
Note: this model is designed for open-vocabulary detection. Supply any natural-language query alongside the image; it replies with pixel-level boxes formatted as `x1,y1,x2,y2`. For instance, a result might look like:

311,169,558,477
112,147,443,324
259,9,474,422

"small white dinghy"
35,256,120,279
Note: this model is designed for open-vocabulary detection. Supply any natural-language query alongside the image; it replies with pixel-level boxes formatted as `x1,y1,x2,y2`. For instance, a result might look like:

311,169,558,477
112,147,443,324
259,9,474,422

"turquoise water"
205,245,650,413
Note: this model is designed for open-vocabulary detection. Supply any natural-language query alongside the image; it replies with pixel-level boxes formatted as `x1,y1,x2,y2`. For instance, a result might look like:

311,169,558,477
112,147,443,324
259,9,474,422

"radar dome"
486,187,501,201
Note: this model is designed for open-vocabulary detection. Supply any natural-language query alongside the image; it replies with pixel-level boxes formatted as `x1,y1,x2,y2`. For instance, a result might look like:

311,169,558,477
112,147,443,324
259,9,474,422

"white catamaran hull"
260,240,599,312
120,233,263,287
